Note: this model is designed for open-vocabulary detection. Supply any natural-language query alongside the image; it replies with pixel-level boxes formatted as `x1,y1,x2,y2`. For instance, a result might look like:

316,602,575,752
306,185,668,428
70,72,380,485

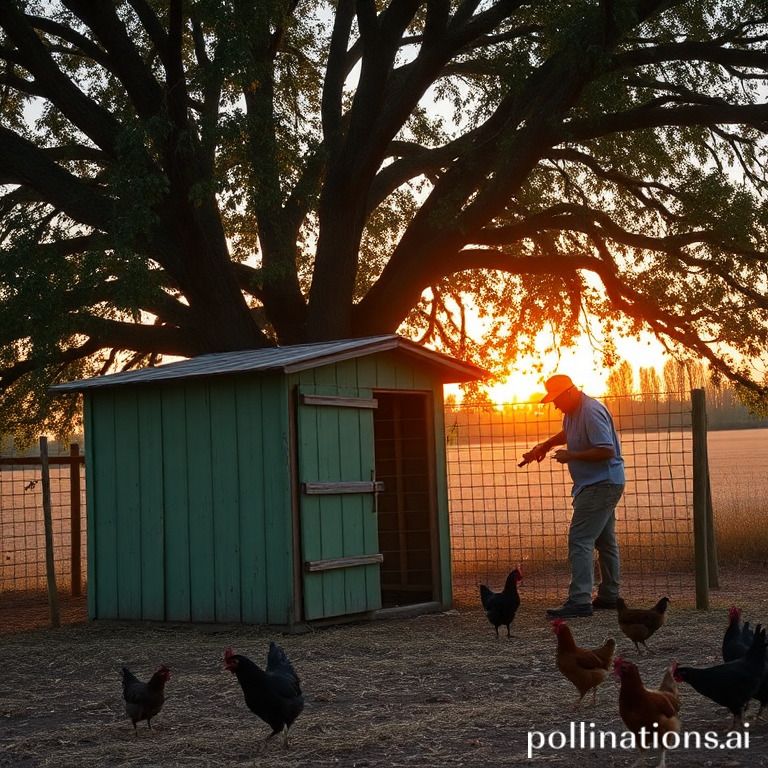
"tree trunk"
306,172,369,340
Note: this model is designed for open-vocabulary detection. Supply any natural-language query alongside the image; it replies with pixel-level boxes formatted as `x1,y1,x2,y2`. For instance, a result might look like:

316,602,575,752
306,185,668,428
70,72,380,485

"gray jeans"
568,483,625,605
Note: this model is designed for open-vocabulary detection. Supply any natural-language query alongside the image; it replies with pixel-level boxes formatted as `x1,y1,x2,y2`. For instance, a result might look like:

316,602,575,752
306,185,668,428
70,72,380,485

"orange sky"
447,330,668,403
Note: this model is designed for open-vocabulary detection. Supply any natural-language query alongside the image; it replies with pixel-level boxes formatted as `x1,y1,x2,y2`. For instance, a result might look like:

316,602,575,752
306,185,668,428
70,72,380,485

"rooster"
674,625,767,727
720,608,768,719
552,619,615,707
479,568,522,638
121,665,170,733
614,657,681,768
224,643,304,750
722,606,752,662
616,596,670,653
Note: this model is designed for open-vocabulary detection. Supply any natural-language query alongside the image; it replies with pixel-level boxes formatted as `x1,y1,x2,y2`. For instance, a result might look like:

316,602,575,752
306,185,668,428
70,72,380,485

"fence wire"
447,394,694,607
1,395,697,629
0,460,86,594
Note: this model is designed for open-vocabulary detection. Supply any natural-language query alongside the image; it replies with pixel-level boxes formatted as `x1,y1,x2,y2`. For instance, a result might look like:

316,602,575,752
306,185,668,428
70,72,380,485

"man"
522,374,625,619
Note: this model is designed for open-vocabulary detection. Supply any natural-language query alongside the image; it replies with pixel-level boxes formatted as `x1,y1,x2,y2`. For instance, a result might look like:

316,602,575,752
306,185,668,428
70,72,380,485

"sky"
446,329,669,403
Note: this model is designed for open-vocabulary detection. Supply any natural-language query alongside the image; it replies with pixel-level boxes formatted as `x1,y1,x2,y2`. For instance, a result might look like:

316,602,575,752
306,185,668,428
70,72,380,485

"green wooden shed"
51,335,485,627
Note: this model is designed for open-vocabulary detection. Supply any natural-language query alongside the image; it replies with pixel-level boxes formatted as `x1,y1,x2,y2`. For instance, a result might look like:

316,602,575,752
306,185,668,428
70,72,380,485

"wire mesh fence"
0,450,86,595
0,393,704,630
446,393,694,607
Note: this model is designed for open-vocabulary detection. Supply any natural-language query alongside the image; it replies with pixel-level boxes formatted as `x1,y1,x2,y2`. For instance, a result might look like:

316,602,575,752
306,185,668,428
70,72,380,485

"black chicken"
675,625,767,726
224,643,304,750
121,665,171,733
722,607,752,662
479,568,522,638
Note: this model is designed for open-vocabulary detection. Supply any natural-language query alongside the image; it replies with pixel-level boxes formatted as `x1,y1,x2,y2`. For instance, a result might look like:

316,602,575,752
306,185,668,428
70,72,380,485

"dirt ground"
2,570,768,768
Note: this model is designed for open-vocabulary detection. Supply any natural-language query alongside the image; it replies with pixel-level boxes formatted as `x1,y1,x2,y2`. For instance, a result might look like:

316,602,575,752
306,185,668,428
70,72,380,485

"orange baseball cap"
540,374,576,403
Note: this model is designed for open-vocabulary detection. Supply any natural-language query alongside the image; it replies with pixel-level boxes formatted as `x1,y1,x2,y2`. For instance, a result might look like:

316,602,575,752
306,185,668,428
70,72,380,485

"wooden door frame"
372,388,441,606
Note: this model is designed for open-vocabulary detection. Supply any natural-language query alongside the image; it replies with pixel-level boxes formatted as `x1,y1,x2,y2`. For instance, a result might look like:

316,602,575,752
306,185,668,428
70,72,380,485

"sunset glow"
447,331,669,404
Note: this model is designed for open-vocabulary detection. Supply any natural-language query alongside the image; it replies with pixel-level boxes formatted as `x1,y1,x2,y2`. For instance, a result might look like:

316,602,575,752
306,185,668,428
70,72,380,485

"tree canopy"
1,0,768,437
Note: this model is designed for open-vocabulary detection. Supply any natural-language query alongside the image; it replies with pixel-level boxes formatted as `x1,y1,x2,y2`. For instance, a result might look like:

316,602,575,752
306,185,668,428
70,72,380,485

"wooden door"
296,386,383,619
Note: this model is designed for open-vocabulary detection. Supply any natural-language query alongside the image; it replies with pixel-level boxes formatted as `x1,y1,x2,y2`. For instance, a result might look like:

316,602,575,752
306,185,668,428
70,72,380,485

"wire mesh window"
0,460,86,593
446,394,693,606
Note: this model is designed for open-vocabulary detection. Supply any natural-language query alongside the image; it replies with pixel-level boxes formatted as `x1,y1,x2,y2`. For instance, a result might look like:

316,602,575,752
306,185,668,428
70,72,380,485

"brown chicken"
617,596,670,653
658,663,681,710
552,619,615,707
614,657,681,768
121,665,171,733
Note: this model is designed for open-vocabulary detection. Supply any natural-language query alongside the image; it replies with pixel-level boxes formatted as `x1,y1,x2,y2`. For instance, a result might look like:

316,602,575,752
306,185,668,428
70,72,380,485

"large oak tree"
1,0,767,436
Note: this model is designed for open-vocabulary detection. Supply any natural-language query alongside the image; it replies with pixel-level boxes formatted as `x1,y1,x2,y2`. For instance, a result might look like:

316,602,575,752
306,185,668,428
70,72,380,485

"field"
707,429,768,564
1,575,768,767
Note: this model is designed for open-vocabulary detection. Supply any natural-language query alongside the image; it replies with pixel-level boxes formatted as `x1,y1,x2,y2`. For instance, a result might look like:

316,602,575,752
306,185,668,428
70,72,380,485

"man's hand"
551,449,571,464
519,443,549,467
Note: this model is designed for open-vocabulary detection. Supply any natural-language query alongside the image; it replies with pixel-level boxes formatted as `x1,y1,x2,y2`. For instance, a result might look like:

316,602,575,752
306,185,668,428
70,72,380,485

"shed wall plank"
186,384,215,621
137,390,165,620
89,393,119,617
235,380,268,623
113,389,142,618
260,375,292,625
161,387,191,621
210,380,242,622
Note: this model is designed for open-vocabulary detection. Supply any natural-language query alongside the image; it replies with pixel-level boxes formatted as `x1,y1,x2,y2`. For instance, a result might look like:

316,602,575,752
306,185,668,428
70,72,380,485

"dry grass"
2,568,768,768
714,496,768,565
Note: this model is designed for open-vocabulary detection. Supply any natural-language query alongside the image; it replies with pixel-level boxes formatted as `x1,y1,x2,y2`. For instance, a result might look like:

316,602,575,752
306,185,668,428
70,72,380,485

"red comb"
550,618,565,633
224,647,235,659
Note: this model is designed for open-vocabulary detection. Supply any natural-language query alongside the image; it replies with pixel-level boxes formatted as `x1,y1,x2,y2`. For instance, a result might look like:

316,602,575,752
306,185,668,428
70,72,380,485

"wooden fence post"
691,389,710,610
40,436,61,628
705,454,720,589
70,443,82,597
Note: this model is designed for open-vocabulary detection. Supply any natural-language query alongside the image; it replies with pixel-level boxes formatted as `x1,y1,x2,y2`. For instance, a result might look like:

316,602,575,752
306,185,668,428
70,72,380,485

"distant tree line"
605,360,768,430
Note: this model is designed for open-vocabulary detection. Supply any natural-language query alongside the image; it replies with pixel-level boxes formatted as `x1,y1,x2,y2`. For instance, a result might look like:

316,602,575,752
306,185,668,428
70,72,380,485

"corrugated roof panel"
50,334,486,392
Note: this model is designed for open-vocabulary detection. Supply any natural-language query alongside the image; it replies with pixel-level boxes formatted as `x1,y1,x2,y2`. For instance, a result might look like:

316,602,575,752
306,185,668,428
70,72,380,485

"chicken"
224,643,304,750
121,664,170,733
718,609,768,720
722,606,752,662
658,663,681,710
552,619,615,707
614,657,681,768
616,596,670,653
755,672,768,721
674,625,767,726
742,621,755,647
479,568,522,638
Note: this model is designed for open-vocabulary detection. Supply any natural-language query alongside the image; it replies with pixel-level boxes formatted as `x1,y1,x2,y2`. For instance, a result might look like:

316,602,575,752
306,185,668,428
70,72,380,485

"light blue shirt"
563,392,625,497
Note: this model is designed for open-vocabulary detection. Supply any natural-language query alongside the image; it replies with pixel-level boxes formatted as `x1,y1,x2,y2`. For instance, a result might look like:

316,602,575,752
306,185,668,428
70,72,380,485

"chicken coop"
51,335,485,628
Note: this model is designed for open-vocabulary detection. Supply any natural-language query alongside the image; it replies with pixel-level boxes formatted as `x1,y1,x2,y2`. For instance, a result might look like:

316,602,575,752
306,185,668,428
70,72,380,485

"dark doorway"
373,392,437,608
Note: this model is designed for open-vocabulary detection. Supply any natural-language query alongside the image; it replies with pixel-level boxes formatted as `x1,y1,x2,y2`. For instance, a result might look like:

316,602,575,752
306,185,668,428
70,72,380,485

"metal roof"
50,334,487,393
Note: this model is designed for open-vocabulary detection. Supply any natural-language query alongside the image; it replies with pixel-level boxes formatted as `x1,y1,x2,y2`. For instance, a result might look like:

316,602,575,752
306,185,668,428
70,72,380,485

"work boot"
546,600,593,619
